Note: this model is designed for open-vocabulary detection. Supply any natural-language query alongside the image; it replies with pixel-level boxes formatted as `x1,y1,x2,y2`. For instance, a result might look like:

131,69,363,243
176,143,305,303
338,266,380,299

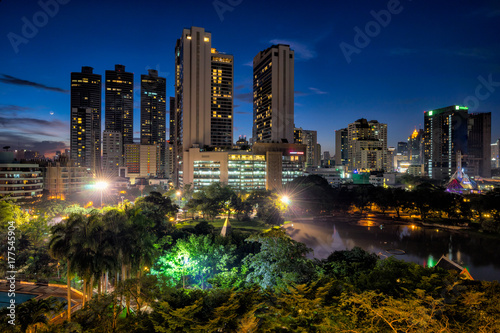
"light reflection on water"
284,217,500,281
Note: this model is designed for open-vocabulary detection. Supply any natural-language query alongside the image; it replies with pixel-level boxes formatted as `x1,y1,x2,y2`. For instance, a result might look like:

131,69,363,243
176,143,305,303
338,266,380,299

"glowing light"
281,196,290,205
95,181,108,190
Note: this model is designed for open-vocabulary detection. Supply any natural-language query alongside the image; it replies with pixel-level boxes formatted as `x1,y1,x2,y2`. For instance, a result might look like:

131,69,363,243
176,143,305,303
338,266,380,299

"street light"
176,190,182,207
281,195,290,205
95,181,108,208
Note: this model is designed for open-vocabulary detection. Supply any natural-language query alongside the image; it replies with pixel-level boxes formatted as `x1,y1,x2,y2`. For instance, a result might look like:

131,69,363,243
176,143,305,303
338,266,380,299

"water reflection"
284,217,500,281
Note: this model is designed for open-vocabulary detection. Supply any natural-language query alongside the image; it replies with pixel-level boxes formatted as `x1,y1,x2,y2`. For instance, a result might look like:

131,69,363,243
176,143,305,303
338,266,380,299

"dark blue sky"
1,0,499,156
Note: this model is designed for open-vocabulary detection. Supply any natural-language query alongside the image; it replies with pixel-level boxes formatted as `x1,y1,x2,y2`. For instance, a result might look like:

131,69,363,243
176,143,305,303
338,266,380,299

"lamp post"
176,190,182,206
121,195,125,205
95,181,108,208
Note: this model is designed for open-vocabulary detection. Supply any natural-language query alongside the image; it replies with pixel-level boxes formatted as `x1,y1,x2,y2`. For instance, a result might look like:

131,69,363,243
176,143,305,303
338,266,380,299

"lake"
285,215,500,281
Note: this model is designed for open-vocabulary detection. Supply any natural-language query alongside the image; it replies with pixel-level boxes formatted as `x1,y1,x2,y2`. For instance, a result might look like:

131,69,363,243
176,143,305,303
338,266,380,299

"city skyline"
1,0,499,157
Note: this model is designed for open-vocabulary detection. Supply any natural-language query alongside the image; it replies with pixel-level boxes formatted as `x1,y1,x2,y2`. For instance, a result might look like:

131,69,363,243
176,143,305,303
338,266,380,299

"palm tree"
18,297,63,333
49,213,85,321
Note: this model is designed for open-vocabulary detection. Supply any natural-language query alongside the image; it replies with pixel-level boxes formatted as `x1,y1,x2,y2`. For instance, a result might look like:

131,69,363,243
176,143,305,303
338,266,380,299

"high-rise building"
141,69,166,176
397,141,408,157
303,130,320,167
173,27,213,187
492,139,500,170
124,144,159,182
70,107,93,169
407,128,424,164
211,48,234,147
70,66,101,172
105,64,134,146
423,105,468,180
253,44,294,144
168,97,175,179
466,112,491,177
102,130,122,176
335,128,348,166
294,127,303,144
347,119,388,172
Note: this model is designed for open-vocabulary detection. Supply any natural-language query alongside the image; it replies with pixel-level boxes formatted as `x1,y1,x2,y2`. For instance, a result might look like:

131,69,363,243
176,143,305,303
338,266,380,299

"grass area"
176,217,270,232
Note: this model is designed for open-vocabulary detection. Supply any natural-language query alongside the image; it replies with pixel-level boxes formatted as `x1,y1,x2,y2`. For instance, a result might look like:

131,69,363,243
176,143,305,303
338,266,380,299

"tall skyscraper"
104,64,134,175
70,66,101,172
253,44,294,144
335,128,348,166
105,64,134,143
211,49,234,147
141,69,166,176
347,119,388,172
407,128,424,164
305,130,319,168
70,107,93,169
168,96,175,179
466,112,491,177
423,105,468,180
173,27,213,187
173,27,234,187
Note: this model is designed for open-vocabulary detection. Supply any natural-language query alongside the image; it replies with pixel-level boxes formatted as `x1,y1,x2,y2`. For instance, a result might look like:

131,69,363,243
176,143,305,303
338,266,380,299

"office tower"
347,119,388,172
173,26,213,187
124,144,159,181
397,141,408,157
168,97,175,179
466,112,491,177
70,66,101,172
253,44,294,143
141,69,167,176
294,127,303,144
304,130,319,167
102,130,122,176
70,107,93,169
105,64,134,145
335,128,348,166
387,147,396,171
408,128,424,164
423,105,468,180
315,143,322,168
211,49,234,147
322,151,331,167
492,139,500,169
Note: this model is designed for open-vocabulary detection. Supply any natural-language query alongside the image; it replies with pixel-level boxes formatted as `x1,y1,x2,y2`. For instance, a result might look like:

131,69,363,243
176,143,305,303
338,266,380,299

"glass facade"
228,154,266,190
193,161,221,190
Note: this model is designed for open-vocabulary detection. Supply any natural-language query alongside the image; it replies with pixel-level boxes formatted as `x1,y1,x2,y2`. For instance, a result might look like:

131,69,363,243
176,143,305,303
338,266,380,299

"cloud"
295,87,328,97
0,131,67,157
0,104,32,117
0,104,31,112
243,60,253,67
0,74,69,93
236,92,253,104
308,87,327,95
235,85,246,90
269,39,316,60
0,116,68,138
235,111,251,115
0,116,66,128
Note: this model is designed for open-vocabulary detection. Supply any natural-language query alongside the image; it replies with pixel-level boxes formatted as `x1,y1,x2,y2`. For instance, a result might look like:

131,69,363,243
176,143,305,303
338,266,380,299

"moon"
49,111,54,116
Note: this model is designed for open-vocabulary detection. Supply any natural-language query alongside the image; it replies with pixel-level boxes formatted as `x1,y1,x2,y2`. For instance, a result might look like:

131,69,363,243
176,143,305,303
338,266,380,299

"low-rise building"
0,152,43,200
